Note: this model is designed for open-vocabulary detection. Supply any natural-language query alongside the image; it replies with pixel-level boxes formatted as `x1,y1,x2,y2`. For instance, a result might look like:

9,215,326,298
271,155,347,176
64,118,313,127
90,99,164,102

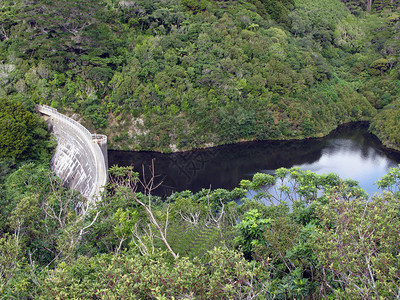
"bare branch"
111,160,178,258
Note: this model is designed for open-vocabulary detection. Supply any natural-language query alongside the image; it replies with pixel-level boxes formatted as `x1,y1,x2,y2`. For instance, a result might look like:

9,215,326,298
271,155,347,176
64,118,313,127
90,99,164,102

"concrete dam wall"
37,105,108,202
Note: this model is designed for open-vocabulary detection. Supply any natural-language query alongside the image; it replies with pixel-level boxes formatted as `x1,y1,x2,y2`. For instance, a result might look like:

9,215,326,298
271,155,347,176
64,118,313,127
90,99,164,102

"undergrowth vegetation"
2,159,400,298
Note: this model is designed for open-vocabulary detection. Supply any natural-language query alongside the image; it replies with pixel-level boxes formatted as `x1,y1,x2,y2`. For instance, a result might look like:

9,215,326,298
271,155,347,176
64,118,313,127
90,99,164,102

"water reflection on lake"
294,139,393,196
109,123,400,198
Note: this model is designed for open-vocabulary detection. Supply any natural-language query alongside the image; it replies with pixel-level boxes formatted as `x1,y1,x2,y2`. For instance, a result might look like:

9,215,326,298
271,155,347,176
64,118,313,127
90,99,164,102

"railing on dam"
36,104,108,202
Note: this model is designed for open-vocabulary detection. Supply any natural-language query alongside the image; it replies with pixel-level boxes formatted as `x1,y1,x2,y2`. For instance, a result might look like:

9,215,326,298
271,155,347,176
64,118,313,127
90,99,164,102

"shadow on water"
108,122,400,198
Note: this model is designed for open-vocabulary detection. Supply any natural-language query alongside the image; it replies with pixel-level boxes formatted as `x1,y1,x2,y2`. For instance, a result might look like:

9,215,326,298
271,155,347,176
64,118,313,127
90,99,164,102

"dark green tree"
0,98,52,160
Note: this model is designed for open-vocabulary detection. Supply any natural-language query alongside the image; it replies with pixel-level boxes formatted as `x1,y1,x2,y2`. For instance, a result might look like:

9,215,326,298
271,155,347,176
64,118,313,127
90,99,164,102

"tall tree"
0,98,51,160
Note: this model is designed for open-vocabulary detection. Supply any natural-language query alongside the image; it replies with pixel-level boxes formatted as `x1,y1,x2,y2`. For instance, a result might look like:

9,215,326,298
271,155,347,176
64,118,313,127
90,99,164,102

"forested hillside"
1,1,400,297
0,0,399,151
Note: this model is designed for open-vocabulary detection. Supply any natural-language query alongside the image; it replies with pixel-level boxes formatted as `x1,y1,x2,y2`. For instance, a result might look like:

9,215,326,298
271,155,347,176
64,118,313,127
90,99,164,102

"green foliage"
312,193,400,298
369,57,390,75
167,189,244,257
259,0,295,25
168,224,221,258
2,162,91,266
2,0,398,152
40,247,270,299
241,167,367,206
4,157,400,299
181,0,208,12
370,99,400,150
1,0,400,293
234,209,271,255
0,234,25,296
376,164,400,194
0,98,53,161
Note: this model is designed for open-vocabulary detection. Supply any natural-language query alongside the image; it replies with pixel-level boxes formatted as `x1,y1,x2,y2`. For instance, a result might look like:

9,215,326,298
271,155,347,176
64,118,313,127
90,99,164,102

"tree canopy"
2,162,400,298
1,0,400,297
0,98,52,160
0,0,398,152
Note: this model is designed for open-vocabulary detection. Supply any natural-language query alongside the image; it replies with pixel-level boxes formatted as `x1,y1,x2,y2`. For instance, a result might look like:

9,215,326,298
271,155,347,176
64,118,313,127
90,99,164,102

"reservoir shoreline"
109,122,400,197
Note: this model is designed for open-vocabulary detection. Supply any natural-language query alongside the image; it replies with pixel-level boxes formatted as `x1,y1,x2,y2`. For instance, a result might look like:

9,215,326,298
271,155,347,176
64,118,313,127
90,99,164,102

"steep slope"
0,0,399,151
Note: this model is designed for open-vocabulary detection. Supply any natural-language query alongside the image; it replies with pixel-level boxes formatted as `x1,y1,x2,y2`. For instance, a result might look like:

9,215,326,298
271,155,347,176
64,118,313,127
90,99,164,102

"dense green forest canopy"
1,0,400,297
0,0,399,151
0,98,53,161
2,151,400,298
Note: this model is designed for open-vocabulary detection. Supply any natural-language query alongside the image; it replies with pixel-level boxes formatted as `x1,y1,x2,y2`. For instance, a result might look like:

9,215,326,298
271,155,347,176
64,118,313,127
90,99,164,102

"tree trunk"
367,0,373,11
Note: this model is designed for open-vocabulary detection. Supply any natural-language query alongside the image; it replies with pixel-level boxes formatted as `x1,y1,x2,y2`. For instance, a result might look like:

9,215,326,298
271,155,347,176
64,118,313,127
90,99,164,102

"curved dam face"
37,105,108,202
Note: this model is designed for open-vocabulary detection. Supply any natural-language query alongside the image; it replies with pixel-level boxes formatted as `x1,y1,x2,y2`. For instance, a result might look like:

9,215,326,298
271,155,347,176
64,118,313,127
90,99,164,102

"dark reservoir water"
108,123,400,198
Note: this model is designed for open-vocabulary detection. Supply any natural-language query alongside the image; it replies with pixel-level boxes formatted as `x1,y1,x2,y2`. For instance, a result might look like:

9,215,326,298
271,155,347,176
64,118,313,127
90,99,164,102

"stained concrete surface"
37,105,107,202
